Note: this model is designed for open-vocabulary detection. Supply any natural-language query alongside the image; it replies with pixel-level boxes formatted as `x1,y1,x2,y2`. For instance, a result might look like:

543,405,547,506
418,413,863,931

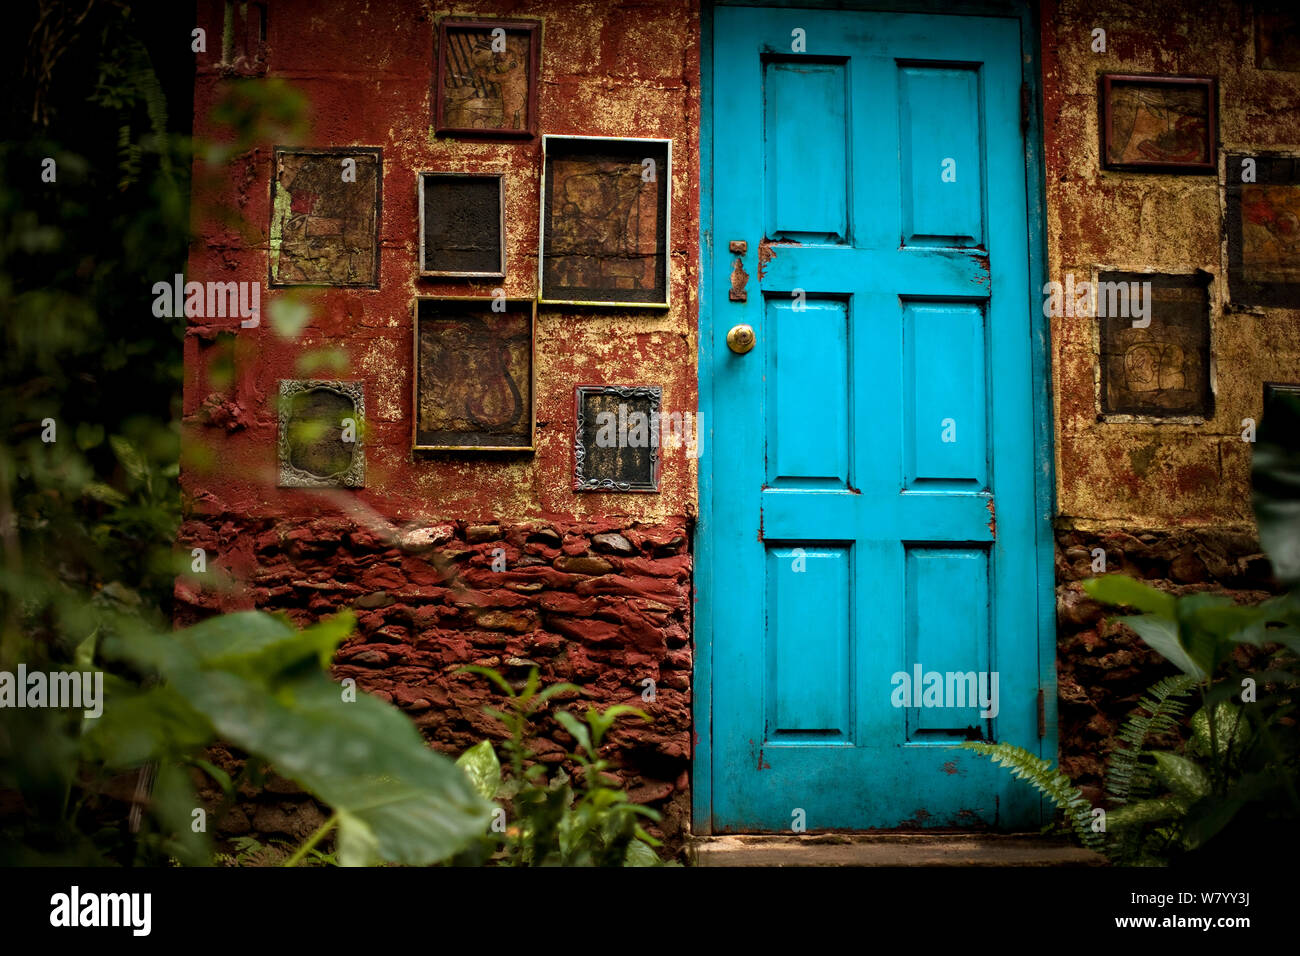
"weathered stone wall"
178,513,694,845
181,0,1300,843
185,0,700,523
1042,0,1298,784
1053,526,1275,802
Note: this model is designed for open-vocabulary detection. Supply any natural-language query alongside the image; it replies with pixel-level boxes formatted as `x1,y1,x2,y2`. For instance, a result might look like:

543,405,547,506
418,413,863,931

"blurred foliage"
2,1,196,864
0,3,466,866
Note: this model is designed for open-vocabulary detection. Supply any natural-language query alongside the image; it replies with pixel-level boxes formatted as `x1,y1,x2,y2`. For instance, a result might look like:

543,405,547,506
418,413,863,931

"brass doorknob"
727,324,756,354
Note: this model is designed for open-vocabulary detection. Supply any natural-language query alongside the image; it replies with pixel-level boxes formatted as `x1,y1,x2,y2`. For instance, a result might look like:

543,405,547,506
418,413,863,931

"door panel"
710,6,1041,831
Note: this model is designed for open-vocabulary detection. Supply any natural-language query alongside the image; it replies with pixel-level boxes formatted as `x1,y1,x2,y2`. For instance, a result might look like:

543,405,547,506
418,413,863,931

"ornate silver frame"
277,380,365,488
574,384,662,492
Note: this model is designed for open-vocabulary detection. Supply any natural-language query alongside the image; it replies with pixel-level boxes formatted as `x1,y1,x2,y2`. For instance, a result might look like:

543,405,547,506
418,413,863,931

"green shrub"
451,666,673,866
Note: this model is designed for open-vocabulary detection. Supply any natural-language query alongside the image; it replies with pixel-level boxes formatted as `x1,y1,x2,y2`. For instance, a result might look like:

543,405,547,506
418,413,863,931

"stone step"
688,832,1107,867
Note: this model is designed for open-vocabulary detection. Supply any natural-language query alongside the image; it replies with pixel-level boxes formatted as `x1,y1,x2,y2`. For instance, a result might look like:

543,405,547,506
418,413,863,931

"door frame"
693,0,1056,835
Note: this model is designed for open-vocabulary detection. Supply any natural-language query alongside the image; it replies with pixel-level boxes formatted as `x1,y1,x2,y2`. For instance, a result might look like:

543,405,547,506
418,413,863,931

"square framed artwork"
413,297,535,452
269,147,382,287
1098,271,1213,419
278,380,365,488
1226,153,1300,308
540,135,671,308
574,385,662,492
1256,5,1300,71
434,17,540,138
418,172,505,278
1100,75,1216,173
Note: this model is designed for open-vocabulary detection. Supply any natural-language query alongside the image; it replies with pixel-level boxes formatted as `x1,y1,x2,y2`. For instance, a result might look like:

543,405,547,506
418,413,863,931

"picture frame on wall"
433,17,540,138
1097,270,1213,420
539,135,672,308
1100,74,1216,173
277,380,366,488
1225,153,1300,308
1264,381,1300,412
1256,5,1300,72
574,385,662,492
269,147,382,287
418,172,506,278
413,296,535,452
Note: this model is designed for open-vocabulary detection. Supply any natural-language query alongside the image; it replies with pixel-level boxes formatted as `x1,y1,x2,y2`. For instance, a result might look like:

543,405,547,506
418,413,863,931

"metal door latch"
728,240,749,302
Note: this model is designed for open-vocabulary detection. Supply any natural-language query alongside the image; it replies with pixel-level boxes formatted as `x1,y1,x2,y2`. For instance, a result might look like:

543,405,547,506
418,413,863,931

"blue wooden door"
708,7,1043,831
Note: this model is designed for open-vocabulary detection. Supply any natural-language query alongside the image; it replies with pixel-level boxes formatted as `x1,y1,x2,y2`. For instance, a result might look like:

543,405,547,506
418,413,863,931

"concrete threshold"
688,832,1107,867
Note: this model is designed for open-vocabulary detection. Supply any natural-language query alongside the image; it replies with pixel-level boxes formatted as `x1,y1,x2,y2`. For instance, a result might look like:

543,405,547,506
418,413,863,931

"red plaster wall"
184,0,700,523
181,0,701,844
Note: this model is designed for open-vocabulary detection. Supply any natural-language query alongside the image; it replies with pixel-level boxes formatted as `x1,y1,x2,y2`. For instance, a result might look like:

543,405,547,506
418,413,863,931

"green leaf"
1189,702,1248,758
1249,624,1300,656
336,811,380,867
188,757,233,796
623,838,662,867
1149,752,1211,802
83,482,127,506
196,611,354,680
1083,575,1176,617
81,681,213,769
109,435,149,483
555,710,592,755
455,740,502,801
534,682,584,704
74,630,98,671
1116,614,1206,680
1104,796,1186,832
151,761,211,866
170,668,491,865
962,741,1103,851
586,704,651,749
458,665,515,697
1180,796,1246,851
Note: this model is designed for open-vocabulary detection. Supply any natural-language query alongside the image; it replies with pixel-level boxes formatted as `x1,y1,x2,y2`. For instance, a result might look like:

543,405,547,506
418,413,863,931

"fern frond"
962,741,1103,851
1106,674,1197,806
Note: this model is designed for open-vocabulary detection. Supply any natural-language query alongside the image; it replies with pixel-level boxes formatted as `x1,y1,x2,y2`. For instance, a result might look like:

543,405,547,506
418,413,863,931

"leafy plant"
1105,674,1198,808
1077,576,1300,864
452,666,671,866
962,741,1104,852
966,392,1300,864
215,834,337,867
2,608,493,866
2,5,475,868
965,589,1298,865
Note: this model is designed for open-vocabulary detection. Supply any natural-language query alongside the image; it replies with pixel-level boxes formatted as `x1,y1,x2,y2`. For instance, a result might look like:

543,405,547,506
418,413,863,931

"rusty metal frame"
277,379,365,488
417,170,507,278
538,134,673,309
1100,73,1218,174
268,146,383,288
573,384,663,492
433,16,541,139
411,295,536,453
